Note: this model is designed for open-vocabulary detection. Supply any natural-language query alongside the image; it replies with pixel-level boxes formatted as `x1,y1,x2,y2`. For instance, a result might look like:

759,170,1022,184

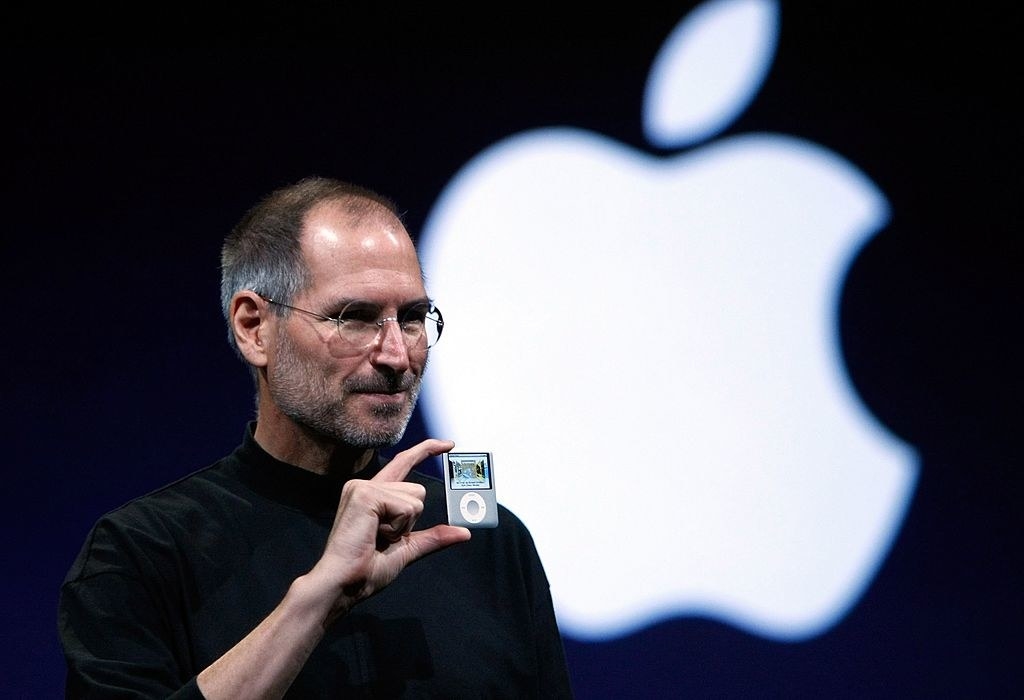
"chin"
346,416,413,449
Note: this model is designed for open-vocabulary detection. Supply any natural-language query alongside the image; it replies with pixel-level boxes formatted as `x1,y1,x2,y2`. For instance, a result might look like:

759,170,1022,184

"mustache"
345,374,417,394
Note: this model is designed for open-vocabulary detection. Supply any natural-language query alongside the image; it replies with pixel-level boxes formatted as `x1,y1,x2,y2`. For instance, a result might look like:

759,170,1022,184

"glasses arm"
256,293,337,323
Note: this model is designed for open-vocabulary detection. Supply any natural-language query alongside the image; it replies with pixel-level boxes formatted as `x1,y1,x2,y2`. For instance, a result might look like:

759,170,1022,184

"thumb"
403,524,472,561
375,438,455,483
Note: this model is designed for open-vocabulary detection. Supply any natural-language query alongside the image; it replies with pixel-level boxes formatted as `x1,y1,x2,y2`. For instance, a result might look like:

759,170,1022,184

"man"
59,177,574,698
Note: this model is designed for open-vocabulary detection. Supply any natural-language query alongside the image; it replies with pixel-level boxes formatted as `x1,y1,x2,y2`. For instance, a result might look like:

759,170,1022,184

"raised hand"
314,439,471,622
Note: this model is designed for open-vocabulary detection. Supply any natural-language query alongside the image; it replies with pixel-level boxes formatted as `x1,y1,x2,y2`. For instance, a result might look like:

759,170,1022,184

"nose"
369,318,411,370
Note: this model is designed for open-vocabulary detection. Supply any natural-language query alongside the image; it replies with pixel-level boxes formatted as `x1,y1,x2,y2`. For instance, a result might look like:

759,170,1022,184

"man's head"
221,176,436,449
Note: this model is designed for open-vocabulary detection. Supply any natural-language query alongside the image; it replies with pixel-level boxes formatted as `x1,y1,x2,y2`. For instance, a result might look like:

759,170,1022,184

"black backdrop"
4,3,1021,697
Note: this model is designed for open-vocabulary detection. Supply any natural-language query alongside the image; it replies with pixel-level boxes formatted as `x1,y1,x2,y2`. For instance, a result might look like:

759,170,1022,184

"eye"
336,303,381,325
400,303,431,325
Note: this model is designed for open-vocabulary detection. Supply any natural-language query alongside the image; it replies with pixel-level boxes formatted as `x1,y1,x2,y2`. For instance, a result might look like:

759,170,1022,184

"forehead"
299,200,426,303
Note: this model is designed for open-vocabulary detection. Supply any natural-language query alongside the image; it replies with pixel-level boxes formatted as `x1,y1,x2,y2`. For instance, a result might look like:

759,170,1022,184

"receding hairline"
305,192,405,227
298,195,416,254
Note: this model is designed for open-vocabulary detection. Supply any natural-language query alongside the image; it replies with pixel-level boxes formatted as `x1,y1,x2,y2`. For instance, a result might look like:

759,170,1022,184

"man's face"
266,202,430,448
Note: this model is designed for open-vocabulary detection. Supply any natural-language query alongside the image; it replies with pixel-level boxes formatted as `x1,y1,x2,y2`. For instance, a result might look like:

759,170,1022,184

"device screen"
447,454,493,490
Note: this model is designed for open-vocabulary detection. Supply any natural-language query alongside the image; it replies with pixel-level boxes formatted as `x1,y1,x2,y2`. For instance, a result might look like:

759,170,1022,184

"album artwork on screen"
447,453,492,490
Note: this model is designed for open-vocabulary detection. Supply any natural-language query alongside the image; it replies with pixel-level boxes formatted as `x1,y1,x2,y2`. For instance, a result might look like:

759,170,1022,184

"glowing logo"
419,0,917,642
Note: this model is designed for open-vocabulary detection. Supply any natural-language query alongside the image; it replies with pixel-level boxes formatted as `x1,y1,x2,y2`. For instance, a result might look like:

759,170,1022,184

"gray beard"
332,379,422,448
269,329,424,448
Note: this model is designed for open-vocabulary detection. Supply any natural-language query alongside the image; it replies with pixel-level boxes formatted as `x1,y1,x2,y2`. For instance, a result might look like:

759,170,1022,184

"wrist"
292,565,357,630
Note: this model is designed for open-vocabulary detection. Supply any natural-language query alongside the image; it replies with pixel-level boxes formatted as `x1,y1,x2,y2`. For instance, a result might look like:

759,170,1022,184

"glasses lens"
335,302,444,349
397,303,443,349
423,304,443,348
336,303,379,347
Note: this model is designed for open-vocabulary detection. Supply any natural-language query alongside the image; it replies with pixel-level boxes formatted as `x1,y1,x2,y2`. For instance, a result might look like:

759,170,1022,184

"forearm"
196,573,341,700
193,445,468,698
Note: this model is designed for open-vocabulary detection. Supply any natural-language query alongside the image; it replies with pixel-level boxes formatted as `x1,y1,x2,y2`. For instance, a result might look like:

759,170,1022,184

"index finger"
374,438,455,483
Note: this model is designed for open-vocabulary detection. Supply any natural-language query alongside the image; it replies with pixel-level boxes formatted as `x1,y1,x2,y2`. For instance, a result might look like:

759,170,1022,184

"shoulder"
103,460,239,529
64,460,241,580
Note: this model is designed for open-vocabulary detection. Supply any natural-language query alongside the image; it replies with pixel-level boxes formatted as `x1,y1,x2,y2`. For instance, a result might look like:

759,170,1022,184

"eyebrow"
324,296,433,312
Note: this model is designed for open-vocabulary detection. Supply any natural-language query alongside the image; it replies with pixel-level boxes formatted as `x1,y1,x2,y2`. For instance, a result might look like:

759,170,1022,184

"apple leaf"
643,0,779,149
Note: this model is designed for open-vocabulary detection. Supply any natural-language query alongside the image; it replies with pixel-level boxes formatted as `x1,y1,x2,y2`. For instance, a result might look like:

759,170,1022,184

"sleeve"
58,518,205,699
511,510,576,698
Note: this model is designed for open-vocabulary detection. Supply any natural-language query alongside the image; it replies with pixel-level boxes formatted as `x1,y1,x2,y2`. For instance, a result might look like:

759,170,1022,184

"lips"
352,382,401,392
357,389,407,400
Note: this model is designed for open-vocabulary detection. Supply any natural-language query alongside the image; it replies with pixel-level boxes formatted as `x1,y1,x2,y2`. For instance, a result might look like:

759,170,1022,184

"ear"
231,291,270,368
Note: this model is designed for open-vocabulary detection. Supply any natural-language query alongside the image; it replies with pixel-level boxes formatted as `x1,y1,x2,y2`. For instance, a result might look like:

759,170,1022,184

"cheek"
326,358,366,383
414,349,430,374
277,331,356,379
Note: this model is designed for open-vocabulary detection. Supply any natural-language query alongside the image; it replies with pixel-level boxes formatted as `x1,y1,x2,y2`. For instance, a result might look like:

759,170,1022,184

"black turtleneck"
59,423,574,699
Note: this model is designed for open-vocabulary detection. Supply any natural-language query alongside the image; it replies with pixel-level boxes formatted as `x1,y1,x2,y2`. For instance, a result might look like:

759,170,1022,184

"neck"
252,405,376,477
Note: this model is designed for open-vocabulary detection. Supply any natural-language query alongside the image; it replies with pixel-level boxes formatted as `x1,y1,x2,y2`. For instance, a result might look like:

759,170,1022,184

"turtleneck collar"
228,422,385,516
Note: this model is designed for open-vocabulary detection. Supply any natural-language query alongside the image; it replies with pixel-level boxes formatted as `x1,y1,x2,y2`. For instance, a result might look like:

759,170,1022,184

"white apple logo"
418,0,918,642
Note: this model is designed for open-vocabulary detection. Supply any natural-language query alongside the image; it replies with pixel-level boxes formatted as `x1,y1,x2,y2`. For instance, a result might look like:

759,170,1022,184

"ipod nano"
442,452,498,528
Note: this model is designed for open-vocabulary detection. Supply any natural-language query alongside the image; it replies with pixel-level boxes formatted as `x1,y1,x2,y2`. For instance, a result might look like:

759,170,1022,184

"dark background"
4,3,1021,697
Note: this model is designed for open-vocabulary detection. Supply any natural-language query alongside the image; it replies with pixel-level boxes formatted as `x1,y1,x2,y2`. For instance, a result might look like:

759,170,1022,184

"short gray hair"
219,176,401,357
